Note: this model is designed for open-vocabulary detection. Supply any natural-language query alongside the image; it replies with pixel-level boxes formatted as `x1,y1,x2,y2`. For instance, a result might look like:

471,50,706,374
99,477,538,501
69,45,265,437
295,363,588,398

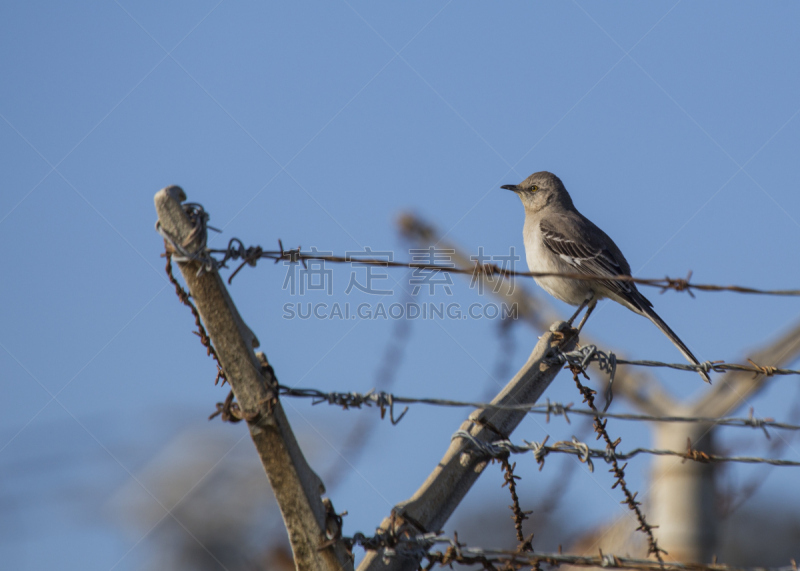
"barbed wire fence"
210,238,800,298
155,192,800,571
396,212,800,564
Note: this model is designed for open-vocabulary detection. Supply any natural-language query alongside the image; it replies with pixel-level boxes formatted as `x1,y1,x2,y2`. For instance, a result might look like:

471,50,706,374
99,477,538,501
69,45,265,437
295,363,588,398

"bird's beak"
501,184,520,192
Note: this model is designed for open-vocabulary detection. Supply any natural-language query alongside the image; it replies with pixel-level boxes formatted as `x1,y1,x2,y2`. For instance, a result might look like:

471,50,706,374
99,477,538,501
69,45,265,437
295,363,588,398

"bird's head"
502,171,573,213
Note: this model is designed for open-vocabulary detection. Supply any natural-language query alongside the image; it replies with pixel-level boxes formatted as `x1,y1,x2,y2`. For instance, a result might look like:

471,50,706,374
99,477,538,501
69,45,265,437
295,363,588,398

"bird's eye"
531,185,539,191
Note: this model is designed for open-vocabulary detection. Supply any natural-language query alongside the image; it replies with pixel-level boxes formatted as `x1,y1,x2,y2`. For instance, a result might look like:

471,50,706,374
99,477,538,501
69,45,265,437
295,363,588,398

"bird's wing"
539,216,645,307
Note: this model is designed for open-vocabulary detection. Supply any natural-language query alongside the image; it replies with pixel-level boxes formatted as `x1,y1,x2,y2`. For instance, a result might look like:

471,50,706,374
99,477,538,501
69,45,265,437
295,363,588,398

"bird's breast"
522,219,597,306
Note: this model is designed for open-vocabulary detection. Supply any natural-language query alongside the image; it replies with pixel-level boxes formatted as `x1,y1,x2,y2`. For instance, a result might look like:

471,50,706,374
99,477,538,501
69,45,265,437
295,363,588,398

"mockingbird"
503,171,710,384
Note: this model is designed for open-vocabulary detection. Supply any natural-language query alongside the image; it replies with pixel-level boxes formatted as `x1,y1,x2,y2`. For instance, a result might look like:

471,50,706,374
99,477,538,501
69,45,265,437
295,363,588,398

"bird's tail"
638,303,711,384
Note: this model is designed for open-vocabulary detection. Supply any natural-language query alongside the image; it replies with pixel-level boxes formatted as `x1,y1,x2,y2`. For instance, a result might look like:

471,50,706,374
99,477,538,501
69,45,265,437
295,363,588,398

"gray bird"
502,171,710,384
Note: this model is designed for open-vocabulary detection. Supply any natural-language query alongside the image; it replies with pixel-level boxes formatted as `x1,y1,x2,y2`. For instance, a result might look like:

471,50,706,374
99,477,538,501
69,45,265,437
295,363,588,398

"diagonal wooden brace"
155,186,353,571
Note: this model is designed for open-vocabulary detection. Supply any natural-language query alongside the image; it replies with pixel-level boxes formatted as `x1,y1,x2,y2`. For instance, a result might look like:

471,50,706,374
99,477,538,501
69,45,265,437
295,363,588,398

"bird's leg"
575,298,597,333
566,292,595,326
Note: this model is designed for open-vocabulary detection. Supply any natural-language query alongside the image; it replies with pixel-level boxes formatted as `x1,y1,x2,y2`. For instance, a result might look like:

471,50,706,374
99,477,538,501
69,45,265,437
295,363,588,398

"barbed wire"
553,344,800,381
549,344,800,412
454,430,800,469
163,250,227,387
273,385,798,435
344,531,799,571
208,237,800,296
156,203,219,275
497,457,533,549
161,204,800,563
613,357,797,377
566,367,665,560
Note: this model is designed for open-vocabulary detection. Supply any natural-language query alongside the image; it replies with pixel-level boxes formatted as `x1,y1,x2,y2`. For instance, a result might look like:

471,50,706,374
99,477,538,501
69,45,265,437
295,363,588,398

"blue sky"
2,1,800,569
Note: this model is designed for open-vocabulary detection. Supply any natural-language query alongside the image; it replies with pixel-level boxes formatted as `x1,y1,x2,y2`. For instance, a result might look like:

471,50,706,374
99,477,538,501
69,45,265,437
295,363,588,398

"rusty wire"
157,202,219,274
276,386,798,435
208,353,278,423
568,366,665,561
610,356,797,377
455,429,800,469
208,238,800,296
163,250,228,386
497,456,533,549
161,209,800,567
345,530,799,571
548,345,800,410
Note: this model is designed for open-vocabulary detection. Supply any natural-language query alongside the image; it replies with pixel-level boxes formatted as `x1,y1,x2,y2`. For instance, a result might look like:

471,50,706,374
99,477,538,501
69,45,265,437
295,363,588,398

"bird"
502,171,711,384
